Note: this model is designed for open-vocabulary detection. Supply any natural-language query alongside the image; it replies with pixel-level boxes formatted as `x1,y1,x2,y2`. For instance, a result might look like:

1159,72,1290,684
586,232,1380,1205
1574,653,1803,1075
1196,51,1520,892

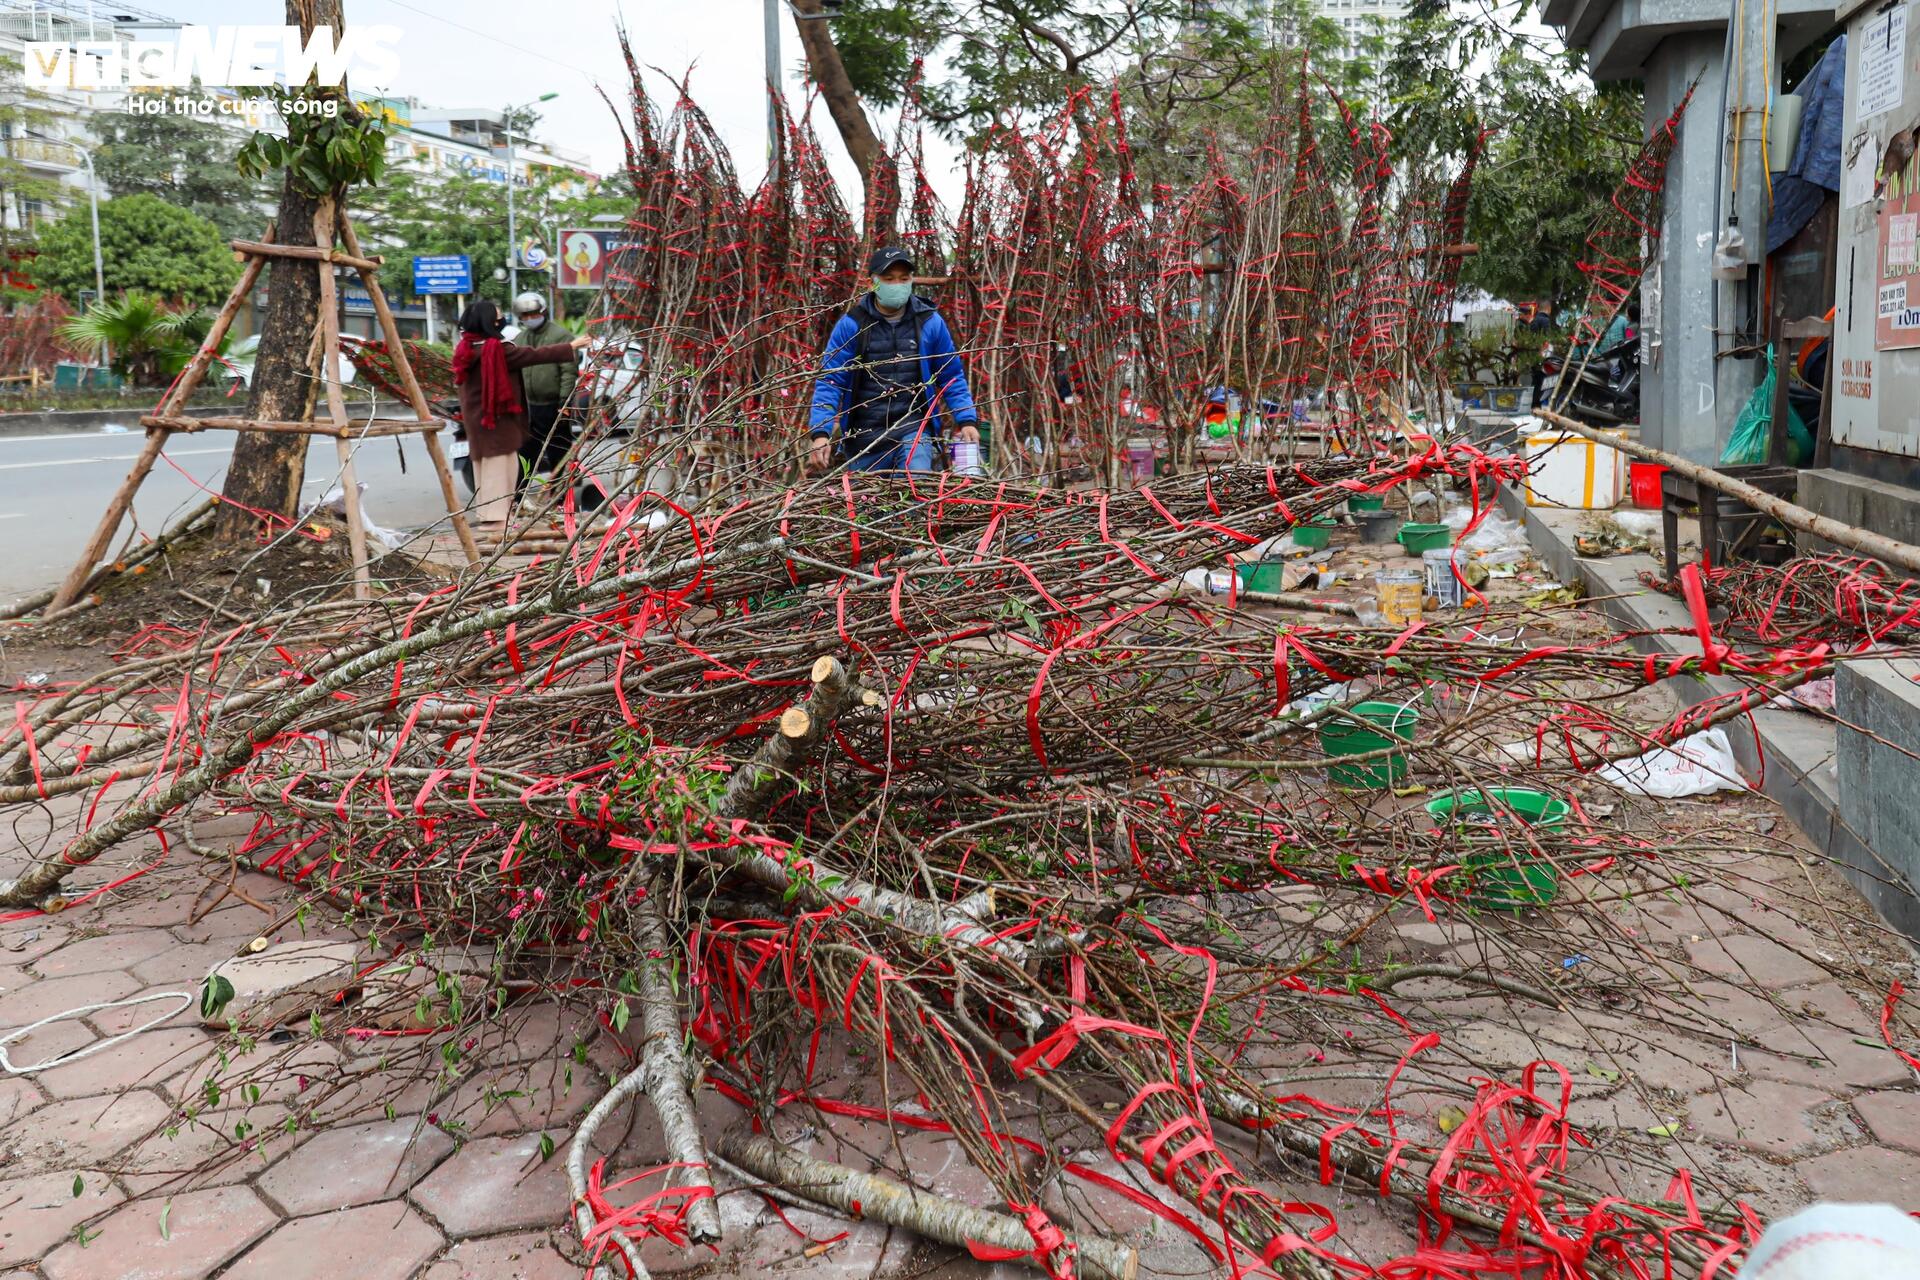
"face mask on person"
520,313,545,331
873,280,913,310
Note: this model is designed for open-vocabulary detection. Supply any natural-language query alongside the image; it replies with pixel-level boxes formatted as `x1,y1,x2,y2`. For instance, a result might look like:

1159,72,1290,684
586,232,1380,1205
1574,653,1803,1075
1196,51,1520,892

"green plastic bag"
1721,346,1812,466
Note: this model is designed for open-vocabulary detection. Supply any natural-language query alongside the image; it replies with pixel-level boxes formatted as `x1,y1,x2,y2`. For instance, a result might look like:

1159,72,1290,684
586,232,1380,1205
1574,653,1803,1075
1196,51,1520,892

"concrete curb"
1497,483,1920,940
0,406,223,436
0,400,410,437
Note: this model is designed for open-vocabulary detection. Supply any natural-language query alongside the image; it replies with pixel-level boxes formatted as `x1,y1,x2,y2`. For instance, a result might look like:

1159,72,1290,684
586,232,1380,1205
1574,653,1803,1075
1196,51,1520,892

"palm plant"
57,294,225,388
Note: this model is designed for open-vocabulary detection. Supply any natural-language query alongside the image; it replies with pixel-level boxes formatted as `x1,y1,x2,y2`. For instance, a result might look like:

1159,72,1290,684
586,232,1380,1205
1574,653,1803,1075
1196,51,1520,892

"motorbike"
1537,333,1640,426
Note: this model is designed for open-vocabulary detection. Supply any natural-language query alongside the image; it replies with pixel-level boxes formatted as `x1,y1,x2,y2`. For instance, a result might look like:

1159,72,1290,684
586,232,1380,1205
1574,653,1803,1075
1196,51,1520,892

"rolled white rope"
0,990,195,1074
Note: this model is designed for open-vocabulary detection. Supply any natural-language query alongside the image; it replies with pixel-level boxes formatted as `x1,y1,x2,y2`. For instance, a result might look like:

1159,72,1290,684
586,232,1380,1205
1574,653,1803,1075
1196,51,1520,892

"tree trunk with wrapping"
213,0,339,544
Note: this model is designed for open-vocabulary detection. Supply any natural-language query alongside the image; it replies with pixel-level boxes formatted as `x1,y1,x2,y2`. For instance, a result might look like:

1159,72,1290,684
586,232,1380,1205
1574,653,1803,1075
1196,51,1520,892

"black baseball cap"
868,246,916,275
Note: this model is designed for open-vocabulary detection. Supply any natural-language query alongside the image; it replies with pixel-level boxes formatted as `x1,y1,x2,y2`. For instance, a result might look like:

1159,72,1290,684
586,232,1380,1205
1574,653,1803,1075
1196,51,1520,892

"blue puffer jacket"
808,294,979,443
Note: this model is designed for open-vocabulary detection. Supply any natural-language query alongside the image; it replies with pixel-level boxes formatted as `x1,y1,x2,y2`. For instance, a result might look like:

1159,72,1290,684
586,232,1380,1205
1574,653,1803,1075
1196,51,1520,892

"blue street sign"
412,255,472,295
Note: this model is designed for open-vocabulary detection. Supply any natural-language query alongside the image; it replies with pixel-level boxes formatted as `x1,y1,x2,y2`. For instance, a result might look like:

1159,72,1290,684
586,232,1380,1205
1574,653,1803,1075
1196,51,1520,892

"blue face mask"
873,279,913,309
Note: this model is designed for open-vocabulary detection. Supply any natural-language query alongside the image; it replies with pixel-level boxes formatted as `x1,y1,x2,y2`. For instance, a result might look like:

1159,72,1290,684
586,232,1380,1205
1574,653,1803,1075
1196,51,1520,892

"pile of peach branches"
4,433,1892,1280
575,46,1480,490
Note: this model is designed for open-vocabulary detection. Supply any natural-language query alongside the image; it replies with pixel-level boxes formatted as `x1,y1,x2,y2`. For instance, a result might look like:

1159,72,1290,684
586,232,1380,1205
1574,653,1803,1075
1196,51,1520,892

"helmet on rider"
513,292,547,320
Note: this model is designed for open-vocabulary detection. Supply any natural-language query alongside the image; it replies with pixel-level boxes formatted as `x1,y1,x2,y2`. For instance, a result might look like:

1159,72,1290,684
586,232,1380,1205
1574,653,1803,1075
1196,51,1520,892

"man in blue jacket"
808,247,984,473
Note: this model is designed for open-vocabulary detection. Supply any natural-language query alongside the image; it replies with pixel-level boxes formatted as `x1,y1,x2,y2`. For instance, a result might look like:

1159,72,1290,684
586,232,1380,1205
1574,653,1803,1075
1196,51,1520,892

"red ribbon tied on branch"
967,1203,1078,1279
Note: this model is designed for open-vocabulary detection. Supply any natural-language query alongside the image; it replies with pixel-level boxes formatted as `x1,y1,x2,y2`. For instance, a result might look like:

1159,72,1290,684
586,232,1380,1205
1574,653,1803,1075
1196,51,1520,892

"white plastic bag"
1591,728,1746,797
304,484,405,551
1742,1203,1920,1279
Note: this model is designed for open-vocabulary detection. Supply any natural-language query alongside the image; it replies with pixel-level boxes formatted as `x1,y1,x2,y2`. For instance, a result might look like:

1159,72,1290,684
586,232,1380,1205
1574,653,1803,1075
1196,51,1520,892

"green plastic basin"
1292,520,1337,550
1318,702,1419,789
1426,787,1568,908
1398,522,1450,554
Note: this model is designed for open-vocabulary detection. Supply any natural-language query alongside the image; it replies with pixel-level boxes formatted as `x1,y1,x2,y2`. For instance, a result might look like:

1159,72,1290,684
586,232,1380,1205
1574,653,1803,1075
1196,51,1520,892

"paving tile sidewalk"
0,798,1916,1278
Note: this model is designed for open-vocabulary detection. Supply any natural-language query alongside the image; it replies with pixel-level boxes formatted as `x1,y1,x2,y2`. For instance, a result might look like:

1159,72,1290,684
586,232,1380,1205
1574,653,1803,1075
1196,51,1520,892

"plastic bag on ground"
303,484,405,551
1741,1203,1920,1279
1590,728,1747,797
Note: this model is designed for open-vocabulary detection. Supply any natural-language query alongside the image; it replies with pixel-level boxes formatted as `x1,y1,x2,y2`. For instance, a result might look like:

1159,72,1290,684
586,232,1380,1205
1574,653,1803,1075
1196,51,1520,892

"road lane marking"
0,447,230,472
0,432,151,444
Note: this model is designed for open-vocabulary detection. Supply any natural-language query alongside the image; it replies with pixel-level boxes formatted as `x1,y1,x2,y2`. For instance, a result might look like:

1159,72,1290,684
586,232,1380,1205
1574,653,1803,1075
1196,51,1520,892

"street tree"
26,194,238,306
91,91,273,244
787,0,1264,203
1376,2,1645,311
1454,81,1646,313
214,0,389,545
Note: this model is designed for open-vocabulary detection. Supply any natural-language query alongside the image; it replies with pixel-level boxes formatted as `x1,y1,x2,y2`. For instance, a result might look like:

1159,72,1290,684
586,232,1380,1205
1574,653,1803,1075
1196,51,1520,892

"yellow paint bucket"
1375,570,1424,626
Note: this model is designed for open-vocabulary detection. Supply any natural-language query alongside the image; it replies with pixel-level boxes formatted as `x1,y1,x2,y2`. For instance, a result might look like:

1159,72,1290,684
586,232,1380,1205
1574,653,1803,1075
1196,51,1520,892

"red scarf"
452,334,521,430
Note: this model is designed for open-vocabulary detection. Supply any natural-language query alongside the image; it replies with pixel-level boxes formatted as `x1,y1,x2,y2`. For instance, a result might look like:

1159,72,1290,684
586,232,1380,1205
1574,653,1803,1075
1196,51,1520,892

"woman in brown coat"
452,299,589,527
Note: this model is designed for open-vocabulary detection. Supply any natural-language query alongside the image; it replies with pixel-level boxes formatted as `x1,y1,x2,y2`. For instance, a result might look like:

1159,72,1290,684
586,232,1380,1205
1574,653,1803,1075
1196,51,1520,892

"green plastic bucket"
1398,522,1450,554
1348,494,1386,512
1292,520,1337,550
1318,702,1419,789
1426,788,1568,908
1236,561,1288,593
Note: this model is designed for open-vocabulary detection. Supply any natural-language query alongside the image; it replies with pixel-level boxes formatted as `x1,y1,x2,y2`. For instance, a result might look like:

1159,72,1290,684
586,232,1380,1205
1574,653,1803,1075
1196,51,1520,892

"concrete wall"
1799,467,1920,549
1836,658,1920,940
1640,32,1766,464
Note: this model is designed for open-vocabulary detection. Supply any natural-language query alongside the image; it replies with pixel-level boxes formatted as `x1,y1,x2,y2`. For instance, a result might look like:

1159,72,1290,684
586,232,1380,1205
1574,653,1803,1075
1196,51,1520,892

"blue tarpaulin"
1768,36,1848,254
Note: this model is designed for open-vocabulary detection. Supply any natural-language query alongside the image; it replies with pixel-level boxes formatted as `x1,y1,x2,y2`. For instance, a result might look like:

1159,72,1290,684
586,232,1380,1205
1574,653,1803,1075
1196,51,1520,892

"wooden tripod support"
47,199,481,614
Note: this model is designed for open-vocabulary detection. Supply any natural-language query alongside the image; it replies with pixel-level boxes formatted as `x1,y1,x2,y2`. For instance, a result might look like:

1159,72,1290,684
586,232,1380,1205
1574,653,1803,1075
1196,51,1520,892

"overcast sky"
149,0,966,204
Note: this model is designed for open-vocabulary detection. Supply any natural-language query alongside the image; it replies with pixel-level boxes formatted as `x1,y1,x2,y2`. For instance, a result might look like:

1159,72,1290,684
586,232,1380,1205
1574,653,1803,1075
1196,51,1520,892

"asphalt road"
0,425,467,602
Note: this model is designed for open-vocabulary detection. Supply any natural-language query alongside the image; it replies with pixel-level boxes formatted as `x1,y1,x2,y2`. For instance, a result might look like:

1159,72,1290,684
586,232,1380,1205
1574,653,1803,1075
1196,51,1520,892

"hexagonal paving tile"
421,1230,580,1279
1730,982,1912,1091
117,1110,286,1197
0,923,75,965
40,1183,277,1280
411,1132,575,1236
171,902,276,948
85,987,201,1036
1684,934,1826,987
1686,1079,1839,1156
0,1170,124,1269
257,1117,456,1216
0,970,139,1029
0,1076,47,1129
1855,1089,1920,1152
1,1090,171,1178
34,1027,214,1100
0,1018,94,1081
31,929,177,979
129,940,246,987
1802,1144,1920,1202
221,1202,443,1280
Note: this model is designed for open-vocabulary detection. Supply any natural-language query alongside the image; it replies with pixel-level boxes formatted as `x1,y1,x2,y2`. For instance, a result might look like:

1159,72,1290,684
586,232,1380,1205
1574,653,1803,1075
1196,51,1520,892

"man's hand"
957,422,982,444
808,435,832,471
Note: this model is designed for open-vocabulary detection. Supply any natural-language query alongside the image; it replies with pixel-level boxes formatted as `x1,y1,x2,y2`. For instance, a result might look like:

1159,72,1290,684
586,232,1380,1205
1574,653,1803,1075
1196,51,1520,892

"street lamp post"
29,135,108,366
504,92,559,301
764,0,781,182
26,135,105,305
74,146,104,309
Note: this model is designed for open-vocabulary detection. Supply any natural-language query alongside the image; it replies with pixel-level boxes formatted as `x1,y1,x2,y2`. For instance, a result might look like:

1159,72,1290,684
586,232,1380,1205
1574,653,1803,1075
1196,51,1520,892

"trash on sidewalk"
1588,728,1748,798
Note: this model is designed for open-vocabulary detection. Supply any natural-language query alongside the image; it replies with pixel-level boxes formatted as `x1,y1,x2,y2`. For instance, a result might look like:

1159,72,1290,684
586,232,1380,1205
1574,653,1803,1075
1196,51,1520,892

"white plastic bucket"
949,440,987,477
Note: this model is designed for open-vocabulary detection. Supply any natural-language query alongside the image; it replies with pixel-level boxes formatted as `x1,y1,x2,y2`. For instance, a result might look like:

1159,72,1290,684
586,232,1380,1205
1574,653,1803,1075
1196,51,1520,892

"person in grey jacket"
512,292,579,479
